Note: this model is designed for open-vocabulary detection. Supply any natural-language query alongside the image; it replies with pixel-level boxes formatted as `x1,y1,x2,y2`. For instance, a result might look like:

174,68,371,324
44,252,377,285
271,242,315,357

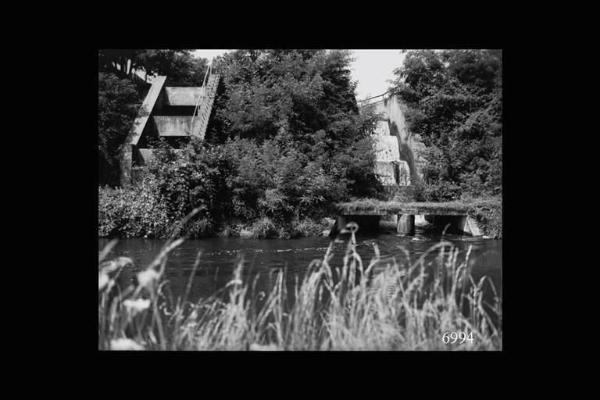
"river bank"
99,200,502,240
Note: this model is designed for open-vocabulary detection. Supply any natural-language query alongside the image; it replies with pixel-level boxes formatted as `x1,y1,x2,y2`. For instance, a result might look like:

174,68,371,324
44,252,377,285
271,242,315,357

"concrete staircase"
121,70,221,186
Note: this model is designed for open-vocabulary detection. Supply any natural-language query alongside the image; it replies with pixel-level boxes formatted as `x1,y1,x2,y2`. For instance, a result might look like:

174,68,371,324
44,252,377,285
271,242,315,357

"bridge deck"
336,200,471,216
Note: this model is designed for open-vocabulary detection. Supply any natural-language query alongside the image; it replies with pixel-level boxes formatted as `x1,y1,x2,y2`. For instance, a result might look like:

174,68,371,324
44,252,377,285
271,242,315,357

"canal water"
99,227,502,306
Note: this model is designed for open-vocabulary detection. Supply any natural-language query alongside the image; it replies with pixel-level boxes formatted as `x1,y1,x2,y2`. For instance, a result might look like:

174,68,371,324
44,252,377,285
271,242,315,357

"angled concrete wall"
367,94,426,183
152,116,194,136
373,135,401,161
164,87,205,106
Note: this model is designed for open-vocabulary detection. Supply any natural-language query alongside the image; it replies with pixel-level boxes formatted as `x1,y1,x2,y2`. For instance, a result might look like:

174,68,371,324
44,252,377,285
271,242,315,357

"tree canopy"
392,49,502,200
98,49,209,85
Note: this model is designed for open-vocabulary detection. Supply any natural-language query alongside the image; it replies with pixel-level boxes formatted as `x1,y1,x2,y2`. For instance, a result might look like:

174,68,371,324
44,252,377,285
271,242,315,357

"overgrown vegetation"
392,50,502,201
337,197,502,238
99,50,383,238
99,223,502,350
98,49,503,238
98,73,143,187
467,199,502,238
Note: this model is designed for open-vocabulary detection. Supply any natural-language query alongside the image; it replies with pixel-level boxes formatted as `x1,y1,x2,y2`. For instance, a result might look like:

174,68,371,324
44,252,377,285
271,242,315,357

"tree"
392,49,502,200
134,50,209,85
209,49,380,197
98,49,209,85
98,73,140,187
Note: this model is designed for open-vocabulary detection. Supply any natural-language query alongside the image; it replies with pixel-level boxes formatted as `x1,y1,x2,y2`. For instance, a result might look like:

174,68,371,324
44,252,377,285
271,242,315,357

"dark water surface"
99,228,502,305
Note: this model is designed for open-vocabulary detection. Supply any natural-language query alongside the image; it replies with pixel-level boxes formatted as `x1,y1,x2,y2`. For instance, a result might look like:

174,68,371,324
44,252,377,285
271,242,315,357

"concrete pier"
397,214,415,235
333,200,494,238
458,216,482,236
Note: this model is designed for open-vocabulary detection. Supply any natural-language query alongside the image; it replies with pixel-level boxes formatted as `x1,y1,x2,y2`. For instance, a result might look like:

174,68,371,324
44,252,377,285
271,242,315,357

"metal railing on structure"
190,62,213,134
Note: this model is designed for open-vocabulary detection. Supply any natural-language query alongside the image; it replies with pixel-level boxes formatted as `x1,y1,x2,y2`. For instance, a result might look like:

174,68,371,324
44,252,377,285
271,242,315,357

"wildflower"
99,272,109,291
226,279,243,288
123,298,151,314
137,269,160,289
110,338,144,351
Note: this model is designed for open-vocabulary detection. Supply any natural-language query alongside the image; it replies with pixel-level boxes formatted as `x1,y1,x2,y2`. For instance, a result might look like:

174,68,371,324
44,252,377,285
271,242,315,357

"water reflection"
99,229,502,306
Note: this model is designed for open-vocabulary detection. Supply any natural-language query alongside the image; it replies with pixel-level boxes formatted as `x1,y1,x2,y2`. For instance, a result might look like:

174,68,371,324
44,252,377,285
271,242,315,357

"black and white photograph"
98,49,502,351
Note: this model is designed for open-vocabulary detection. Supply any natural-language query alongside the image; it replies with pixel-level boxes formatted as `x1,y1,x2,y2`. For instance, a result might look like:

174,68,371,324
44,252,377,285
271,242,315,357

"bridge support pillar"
329,215,346,239
458,216,483,236
397,214,415,236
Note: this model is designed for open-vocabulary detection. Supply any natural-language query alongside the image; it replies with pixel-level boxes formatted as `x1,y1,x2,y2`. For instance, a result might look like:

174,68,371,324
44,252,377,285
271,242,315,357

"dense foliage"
98,50,382,238
98,49,208,85
98,73,141,187
392,50,502,201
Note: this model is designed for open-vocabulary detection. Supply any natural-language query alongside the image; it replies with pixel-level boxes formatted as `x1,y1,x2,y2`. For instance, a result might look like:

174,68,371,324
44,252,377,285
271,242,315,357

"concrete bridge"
331,200,483,237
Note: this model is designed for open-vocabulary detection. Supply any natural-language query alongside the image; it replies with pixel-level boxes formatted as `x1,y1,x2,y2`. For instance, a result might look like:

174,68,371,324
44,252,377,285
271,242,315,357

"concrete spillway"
373,135,411,186
362,94,426,186
370,100,411,187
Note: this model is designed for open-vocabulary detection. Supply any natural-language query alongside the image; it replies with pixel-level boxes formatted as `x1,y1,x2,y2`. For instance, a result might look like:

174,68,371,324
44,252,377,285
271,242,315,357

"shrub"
98,175,170,238
393,50,502,201
98,73,142,187
468,199,502,238
290,218,327,238
247,217,278,239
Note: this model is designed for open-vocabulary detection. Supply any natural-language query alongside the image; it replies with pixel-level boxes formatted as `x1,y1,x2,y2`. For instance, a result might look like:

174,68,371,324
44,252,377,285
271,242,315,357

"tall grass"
99,222,502,351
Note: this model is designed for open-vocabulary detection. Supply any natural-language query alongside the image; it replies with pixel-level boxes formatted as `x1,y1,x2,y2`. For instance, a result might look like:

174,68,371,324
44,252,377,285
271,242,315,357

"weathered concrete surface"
129,76,167,146
458,216,483,236
153,116,195,136
415,214,429,227
397,160,410,186
337,200,470,216
397,214,415,235
164,87,205,106
373,120,391,136
375,162,397,186
122,76,167,186
137,148,155,165
373,135,401,161
120,73,220,186
363,94,426,183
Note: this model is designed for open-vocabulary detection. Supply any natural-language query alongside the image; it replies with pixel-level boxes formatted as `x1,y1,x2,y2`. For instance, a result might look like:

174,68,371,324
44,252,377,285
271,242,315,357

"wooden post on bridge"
397,214,415,236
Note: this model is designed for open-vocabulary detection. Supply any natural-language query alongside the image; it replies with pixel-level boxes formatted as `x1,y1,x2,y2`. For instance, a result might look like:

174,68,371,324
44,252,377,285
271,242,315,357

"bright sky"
192,49,405,101
350,50,405,100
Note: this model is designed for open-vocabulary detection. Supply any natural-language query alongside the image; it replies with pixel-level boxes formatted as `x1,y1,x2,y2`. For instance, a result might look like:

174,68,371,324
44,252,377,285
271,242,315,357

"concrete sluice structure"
120,71,220,186
362,93,427,190
328,93,483,238
370,108,411,190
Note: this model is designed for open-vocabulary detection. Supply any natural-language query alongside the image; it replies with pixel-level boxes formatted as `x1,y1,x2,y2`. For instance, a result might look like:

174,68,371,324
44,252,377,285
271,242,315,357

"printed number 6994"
442,331,473,344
